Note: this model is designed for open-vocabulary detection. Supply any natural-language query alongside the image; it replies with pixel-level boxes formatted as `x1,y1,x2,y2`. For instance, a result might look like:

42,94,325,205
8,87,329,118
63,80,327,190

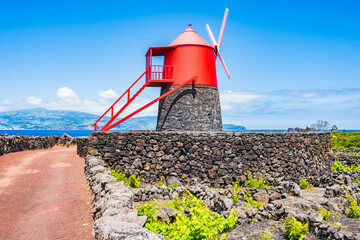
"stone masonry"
89,131,332,188
156,84,222,131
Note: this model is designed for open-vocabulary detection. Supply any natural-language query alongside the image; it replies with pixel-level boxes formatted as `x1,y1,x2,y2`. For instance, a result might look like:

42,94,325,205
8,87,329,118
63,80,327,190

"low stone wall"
77,137,89,157
84,154,165,239
0,134,54,156
89,131,332,187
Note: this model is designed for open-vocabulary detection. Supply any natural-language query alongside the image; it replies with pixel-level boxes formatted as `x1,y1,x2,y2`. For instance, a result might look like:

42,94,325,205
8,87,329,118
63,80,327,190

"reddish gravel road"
0,146,93,240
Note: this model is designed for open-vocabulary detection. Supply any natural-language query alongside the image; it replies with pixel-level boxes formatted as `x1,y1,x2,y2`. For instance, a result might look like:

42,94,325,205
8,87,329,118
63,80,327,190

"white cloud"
56,87,78,99
220,90,267,110
2,99,14,105
97,89,120,99
26,96,42,105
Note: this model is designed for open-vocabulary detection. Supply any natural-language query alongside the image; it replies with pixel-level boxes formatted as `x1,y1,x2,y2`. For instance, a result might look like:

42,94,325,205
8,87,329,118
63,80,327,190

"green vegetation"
318,205,340,221
244,192,264,209
244,171,270,189
109,168,141,188
231,181,243,204
157,177,165,187
353,178,360,184
331,160,360,172
284,215,308,240
136,191,238,240
346,193,360,218
166,183,179,189
332,131,360,149
262,231,274,240
231,191,240,204
299,178,313,190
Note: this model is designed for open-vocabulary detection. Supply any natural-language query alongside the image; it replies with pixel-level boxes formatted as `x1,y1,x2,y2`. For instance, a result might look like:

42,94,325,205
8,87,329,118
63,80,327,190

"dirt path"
0,146,93,240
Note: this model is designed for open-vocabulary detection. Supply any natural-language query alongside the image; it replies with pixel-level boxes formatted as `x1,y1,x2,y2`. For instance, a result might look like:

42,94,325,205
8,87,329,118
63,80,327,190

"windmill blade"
206,24,217,46
217,8,229,50
217,51,230,79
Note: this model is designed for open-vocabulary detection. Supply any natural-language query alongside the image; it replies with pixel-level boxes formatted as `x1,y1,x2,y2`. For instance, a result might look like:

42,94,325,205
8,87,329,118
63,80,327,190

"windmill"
93,8,230,132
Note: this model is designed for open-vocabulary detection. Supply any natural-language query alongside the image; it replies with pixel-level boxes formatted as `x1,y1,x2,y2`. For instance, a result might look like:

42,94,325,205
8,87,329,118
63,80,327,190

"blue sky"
0,0,359,129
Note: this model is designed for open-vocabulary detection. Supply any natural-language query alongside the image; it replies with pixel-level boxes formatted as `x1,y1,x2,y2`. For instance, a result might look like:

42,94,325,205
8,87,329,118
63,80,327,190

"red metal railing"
102,75,197,132
149,65,174,81
93,67,151,131
93,65,176,132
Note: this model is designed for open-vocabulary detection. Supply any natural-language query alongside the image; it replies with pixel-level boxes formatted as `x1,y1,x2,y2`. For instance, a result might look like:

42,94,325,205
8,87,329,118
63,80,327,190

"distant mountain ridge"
0,108,245,131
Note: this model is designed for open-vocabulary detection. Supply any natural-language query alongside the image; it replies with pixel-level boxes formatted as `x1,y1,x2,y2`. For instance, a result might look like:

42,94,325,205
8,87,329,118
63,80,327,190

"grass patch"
332,131,360,149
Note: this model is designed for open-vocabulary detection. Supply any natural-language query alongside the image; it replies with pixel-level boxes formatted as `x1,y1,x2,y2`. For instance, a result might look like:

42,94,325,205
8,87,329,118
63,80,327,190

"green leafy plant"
318,205,331,220
262,231,274,240
346,193,360,218
331,131,360,149
299,178,313,190
157,177,165,187
231,182,243,204
232,191,240,204
244,192,264,209
284,215,308,240
331,160,360,172
129,174,141,188
244,171,270,189
166,183,179,189
109,168,141,188
137,191,238,240
166,195,184,211
136,200,159,223
353,178,360,184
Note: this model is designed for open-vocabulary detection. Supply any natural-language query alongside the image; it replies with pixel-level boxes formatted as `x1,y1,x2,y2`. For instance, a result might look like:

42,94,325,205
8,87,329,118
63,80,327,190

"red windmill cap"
169,25,214,48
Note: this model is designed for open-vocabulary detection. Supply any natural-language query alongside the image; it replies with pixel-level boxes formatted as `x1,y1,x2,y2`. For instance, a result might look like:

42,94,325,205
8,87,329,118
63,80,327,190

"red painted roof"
169,26,214,48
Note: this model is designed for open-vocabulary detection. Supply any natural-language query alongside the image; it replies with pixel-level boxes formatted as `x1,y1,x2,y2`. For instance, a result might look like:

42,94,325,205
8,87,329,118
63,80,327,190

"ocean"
0,129,358,137
0,130,126,137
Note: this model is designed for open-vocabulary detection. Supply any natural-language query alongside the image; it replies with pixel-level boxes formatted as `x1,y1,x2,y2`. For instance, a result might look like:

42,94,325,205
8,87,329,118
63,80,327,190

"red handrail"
102,75,197,132
93,67,150,131
93,65,176,132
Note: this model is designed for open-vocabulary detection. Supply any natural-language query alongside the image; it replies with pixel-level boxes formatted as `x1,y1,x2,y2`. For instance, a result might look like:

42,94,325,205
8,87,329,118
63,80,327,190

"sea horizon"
0,129,358,137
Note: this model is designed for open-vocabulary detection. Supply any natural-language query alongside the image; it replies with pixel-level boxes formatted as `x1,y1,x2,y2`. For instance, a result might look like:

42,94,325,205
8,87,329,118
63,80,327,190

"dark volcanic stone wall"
89,131,332,188
156,85,222,131
0,134,54,156
76,137,89,157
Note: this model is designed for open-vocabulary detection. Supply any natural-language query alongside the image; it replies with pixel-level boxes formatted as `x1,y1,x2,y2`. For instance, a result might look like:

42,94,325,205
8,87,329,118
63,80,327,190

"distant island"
0,108,246,131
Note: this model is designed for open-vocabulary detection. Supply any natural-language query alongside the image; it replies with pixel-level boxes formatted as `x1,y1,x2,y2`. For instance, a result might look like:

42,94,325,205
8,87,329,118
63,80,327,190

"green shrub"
318,205,331,220
137,191,238,240
353,178,360,184
332,131,360,149
166,195,184,211
244,192,264,209
157,177,165,187
244,171,269,189
262,231,274,240
284,215,308,240
346,194,360,218
231,191,239,204
166,183,179,189
129,174,141,188
109,169,141,188
299,178,313,190
332,160,360,172
136,200,159,223
231,182,243,204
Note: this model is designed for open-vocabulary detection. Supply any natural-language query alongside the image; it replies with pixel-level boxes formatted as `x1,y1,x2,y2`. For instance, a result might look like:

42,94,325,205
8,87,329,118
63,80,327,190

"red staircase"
93,65,197,132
